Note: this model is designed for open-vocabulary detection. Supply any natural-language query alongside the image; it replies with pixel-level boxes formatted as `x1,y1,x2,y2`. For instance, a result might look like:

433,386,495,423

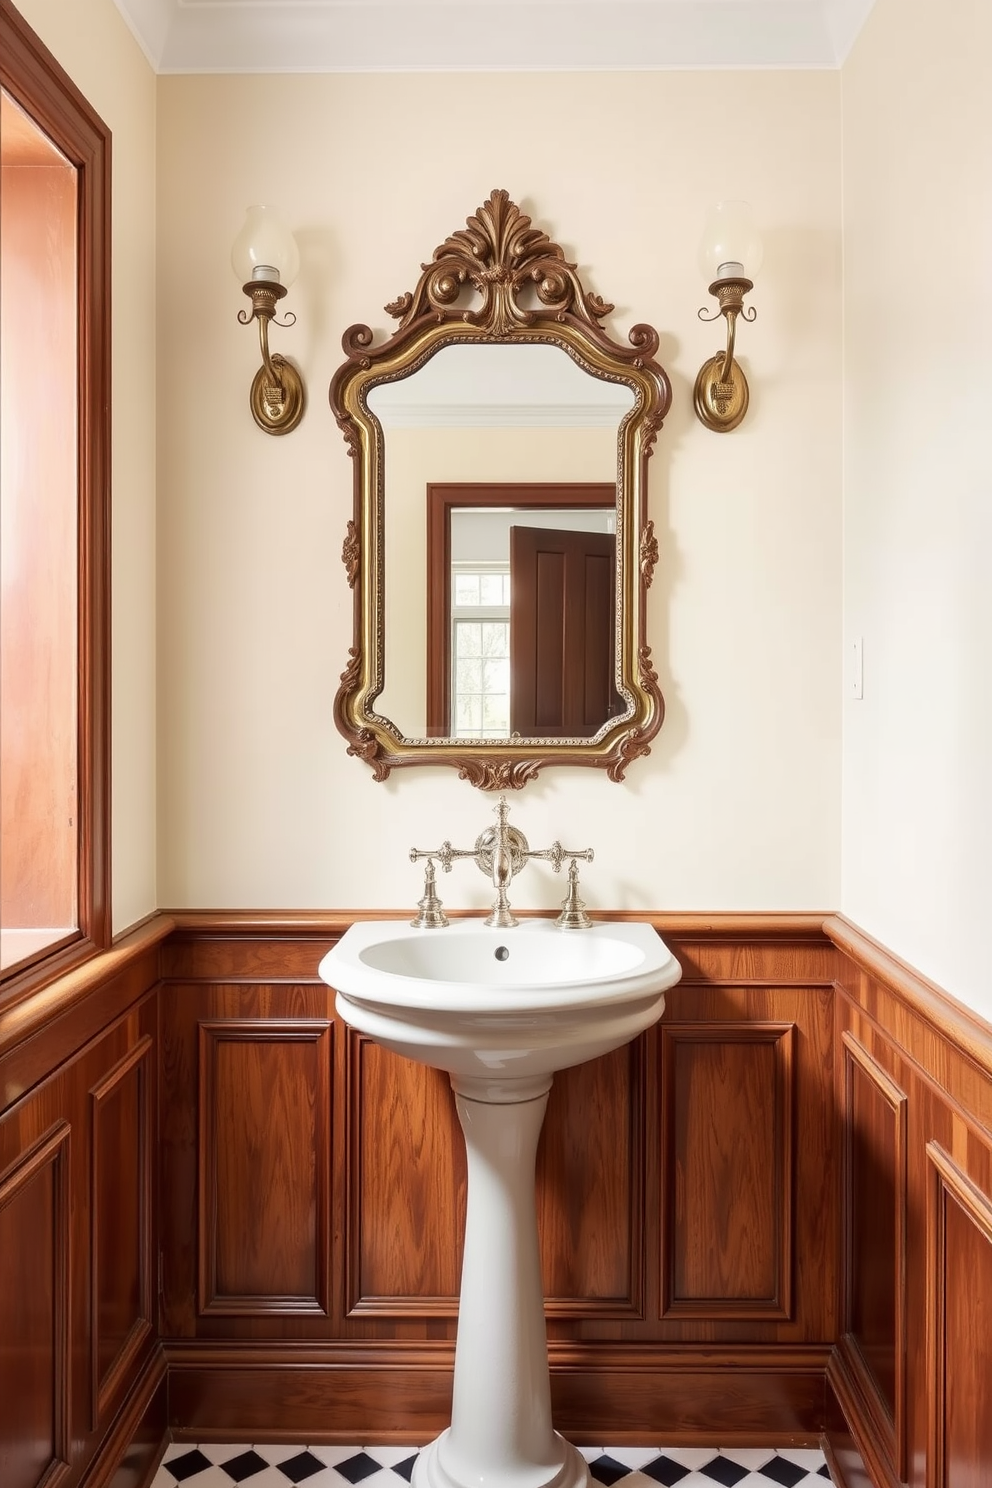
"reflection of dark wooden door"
510,526,616,737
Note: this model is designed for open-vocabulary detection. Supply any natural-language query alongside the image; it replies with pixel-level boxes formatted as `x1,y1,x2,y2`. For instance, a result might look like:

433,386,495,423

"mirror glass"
369,344,635,742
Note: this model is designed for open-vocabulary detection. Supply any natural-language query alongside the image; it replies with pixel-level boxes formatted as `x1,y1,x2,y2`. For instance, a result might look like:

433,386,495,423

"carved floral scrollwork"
338,647,362,691
388,189,617,340
638,645,661,690
457,758,543,792
346,729,392,781
341,519,360,589
640,521,659,589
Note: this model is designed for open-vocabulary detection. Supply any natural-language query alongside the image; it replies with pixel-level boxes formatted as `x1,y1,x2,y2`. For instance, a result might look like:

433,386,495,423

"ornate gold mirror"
330,190,671,789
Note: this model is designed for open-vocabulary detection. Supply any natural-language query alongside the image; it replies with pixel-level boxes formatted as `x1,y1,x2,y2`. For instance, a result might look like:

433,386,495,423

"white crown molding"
113,0,877,74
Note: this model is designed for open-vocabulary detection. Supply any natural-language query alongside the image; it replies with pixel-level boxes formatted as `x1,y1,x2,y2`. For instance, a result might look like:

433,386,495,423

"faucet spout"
484,798,521,926
490,798,514,889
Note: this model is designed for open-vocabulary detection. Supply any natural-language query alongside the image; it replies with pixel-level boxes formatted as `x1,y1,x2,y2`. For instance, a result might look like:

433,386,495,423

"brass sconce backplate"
693,353,749,432
249,354,305,435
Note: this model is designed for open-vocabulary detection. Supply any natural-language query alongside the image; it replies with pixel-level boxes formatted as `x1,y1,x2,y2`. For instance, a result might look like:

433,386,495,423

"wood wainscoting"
0,918,171,1488
158,913,839,1444
823,917,992,1488
4,909,992,1488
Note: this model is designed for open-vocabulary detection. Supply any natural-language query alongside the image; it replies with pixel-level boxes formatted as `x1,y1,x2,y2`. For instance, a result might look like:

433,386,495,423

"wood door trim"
0,0,112,997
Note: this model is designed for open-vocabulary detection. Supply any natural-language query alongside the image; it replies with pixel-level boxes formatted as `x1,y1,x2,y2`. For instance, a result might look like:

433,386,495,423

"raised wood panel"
347,1032,466,1314
925,1142,992,1488
841,1031,907,1482
0,1122,70,1488
348,1036,643,1320
197,1019,332,1316
90,1035,154,1428
538,1042,642,1316
661,1022,795,1320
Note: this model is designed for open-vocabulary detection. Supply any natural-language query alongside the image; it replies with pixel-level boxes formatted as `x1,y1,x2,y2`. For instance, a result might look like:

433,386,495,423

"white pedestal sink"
318,918,682,1488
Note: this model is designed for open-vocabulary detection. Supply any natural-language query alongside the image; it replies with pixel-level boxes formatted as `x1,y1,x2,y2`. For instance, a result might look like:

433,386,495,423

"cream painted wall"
13,0,158,935
156,70,842,916
841,0,992,1017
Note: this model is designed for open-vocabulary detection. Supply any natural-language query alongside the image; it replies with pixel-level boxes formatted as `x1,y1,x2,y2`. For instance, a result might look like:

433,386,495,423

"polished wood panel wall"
4,909,992,1488
0,921,169,1488
158,914,839,1442
824,918,992,1488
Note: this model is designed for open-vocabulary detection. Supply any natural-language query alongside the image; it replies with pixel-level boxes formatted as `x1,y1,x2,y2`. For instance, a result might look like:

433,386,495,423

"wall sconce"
232,205,306,435
693,201,762,433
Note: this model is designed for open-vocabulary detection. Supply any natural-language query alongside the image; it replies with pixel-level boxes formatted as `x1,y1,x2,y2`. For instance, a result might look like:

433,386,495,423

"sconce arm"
256,311,280,389
693,274,755,434
718,307,738,385
237,277,305,436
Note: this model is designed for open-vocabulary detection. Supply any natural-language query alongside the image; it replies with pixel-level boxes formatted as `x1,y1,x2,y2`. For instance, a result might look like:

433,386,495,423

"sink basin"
318,915,681,1488
319,917,681,1097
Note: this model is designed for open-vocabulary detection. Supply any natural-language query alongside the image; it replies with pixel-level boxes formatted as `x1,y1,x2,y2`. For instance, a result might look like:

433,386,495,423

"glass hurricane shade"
698,201,763,283
231,205,300,289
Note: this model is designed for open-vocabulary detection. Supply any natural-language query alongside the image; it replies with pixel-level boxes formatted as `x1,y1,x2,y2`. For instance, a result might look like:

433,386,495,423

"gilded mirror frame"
329,189,672,790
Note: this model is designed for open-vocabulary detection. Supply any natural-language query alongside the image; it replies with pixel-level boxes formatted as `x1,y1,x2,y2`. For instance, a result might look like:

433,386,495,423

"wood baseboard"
164,1342,830,1445
825,1348,895,1488
80,1346,167,1488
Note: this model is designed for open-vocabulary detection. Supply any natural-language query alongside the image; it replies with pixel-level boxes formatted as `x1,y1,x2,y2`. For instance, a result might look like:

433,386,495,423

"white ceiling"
113,0,877,74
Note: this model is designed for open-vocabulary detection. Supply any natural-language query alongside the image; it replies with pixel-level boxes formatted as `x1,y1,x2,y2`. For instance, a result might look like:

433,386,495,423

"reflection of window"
451,565,510,738
0,11,111,991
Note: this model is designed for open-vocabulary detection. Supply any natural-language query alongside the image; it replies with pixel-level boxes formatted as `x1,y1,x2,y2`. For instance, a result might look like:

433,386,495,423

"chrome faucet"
410,796,594,930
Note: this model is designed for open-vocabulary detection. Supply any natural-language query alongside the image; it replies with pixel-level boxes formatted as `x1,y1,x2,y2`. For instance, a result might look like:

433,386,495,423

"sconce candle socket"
232,206,305,435
693,201,761,433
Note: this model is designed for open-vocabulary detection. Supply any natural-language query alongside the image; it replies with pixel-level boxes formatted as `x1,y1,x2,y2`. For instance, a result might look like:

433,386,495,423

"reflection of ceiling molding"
113,0,878,73
366,344,635,430
373,403,627,430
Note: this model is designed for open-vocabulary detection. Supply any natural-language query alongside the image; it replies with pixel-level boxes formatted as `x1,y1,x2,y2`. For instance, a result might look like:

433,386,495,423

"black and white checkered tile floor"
154,1443,831,1488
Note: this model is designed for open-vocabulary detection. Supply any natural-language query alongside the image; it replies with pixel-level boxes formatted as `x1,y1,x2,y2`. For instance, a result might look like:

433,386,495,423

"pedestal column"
412,1078,590,1488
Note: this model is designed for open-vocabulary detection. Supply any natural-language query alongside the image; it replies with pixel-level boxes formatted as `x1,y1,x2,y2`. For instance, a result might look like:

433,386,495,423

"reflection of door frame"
426,482,615,738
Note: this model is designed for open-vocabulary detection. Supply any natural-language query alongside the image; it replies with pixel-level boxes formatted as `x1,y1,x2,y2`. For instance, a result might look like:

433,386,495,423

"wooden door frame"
1,0,112,998
425,482,615,737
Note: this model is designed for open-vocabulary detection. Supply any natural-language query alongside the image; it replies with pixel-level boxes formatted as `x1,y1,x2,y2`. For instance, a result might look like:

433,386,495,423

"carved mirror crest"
329,189,671,789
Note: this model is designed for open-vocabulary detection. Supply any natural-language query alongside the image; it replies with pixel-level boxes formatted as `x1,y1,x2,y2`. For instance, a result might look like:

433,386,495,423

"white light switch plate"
851,637,864,700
